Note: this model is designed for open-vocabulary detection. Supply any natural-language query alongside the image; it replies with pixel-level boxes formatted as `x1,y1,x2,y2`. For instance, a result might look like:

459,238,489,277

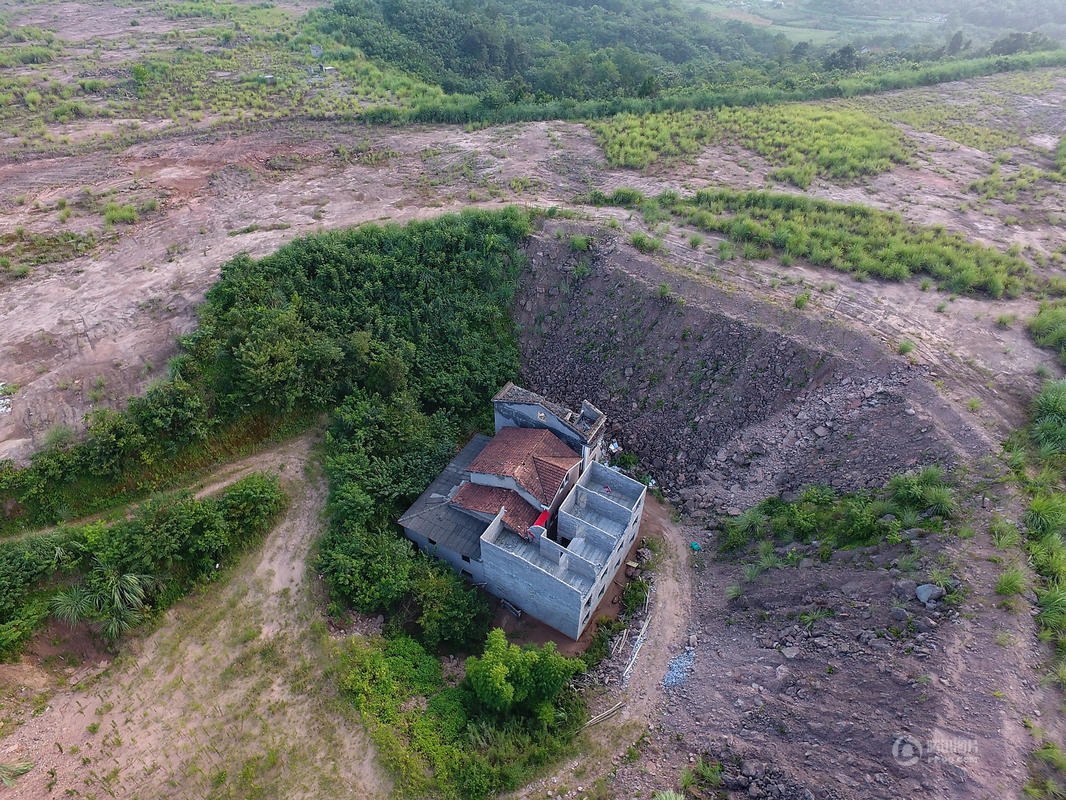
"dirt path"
0,432,390,799
514,497,693,797
618,499,693,726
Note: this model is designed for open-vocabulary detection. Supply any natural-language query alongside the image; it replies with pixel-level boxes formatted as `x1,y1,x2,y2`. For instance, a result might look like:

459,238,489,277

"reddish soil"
2,7,1066,796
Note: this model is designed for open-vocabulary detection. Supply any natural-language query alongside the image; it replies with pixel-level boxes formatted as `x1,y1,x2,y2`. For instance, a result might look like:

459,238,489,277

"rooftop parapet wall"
557,513,615,554
585,461,646,510
480,526,585,639
565,485,632,533
539,531,600,579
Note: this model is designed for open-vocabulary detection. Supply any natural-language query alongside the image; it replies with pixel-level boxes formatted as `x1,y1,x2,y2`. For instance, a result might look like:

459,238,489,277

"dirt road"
513,497,694,798
0,432,390,799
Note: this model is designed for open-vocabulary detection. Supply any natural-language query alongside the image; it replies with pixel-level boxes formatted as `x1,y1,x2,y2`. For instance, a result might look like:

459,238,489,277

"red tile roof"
451,483,541,535
468,427,581,505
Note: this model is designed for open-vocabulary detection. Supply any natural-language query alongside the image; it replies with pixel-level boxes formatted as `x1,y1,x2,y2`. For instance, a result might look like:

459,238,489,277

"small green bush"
103,203,137,225
1025,494,1066,537
995,565,1026,596
631,232,663,253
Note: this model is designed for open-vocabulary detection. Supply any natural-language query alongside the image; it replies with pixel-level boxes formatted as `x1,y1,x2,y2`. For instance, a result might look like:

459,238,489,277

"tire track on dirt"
3,432,389,800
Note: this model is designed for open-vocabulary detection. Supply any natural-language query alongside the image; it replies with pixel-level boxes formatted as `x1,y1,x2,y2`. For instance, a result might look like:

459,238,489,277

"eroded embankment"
514,224,994,517
513,224,1059,800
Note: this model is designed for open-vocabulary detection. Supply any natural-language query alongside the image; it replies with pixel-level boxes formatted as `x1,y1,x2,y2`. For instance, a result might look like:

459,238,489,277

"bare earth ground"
2,5,1066,795
0,432,390,800
3,72,1066,460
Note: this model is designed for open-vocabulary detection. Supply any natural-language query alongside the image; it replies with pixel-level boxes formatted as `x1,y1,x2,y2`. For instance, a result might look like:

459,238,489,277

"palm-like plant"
0,761,33,787
50,557,156,641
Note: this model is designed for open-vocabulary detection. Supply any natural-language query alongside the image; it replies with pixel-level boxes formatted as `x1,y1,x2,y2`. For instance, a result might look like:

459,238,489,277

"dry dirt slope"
509,225,1064,799
0,433,390,800
3,71,1065,463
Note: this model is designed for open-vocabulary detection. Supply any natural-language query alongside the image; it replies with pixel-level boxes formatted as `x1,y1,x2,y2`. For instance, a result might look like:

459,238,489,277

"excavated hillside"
514,223,992,518
512,223,1062,800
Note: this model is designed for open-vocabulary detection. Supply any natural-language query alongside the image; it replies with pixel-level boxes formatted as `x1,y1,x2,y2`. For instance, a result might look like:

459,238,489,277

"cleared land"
4,2,1066,798
0,432,390,799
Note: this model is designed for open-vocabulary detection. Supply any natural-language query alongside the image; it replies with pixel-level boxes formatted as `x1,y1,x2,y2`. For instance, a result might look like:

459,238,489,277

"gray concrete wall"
574,485,633,526
558,514,615,553
405,528,486,584
538,533,598,580
481,535,584,639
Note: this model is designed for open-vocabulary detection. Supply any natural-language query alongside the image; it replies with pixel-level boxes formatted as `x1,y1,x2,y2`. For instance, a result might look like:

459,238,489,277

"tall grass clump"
995,565,1027,596
584,188,1032,298
1025,495,1066,537
1030,302,1066,364
719,467,954,554
1031,379,1066,455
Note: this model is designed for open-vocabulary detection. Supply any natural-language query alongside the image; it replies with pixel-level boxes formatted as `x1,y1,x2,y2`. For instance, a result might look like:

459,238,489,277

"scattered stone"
915,584,945,604
913,617,936,633
782,646,801,660
893,580,918,600
889,607,910,622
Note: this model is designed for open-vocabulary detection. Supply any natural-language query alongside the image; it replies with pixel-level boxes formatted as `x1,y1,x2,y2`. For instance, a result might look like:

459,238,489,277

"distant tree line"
309,0,1065,112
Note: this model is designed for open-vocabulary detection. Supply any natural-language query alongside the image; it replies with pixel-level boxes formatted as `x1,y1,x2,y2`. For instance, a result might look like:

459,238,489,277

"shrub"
898,339,915,355
921,484,957,518
995,565,1026,596
1025,494,1066,537
1037,584,1066,631
631,232,662,253
622,577,650,613
990,518,1021,550
1029,303,1066,363
719,507,767,551
103,203,137,225
1032,379,1066,455
794,290,811,309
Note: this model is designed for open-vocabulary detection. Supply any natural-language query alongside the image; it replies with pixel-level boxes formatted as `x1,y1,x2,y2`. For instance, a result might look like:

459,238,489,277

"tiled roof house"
399,384,646,639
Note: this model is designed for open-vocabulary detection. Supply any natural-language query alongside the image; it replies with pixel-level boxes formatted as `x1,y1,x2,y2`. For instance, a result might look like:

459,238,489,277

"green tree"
318,524,414,612
410,558,489,649
51,556,156,641
465,628,583,723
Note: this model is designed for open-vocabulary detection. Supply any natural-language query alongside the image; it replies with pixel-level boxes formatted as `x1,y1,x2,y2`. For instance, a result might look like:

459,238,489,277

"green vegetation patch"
584,188,1032,297
0,474,285,659
1004,379,1066,699
1029,303,1066,365
588,105,910,186
719,467,955,557
338,630,585,800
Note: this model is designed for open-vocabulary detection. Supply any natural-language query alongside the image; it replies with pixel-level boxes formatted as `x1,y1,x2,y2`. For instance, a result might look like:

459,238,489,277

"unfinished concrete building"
399,384,646,639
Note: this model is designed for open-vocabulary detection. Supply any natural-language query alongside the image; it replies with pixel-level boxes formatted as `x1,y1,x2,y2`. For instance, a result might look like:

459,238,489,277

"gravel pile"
663,650,694,688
